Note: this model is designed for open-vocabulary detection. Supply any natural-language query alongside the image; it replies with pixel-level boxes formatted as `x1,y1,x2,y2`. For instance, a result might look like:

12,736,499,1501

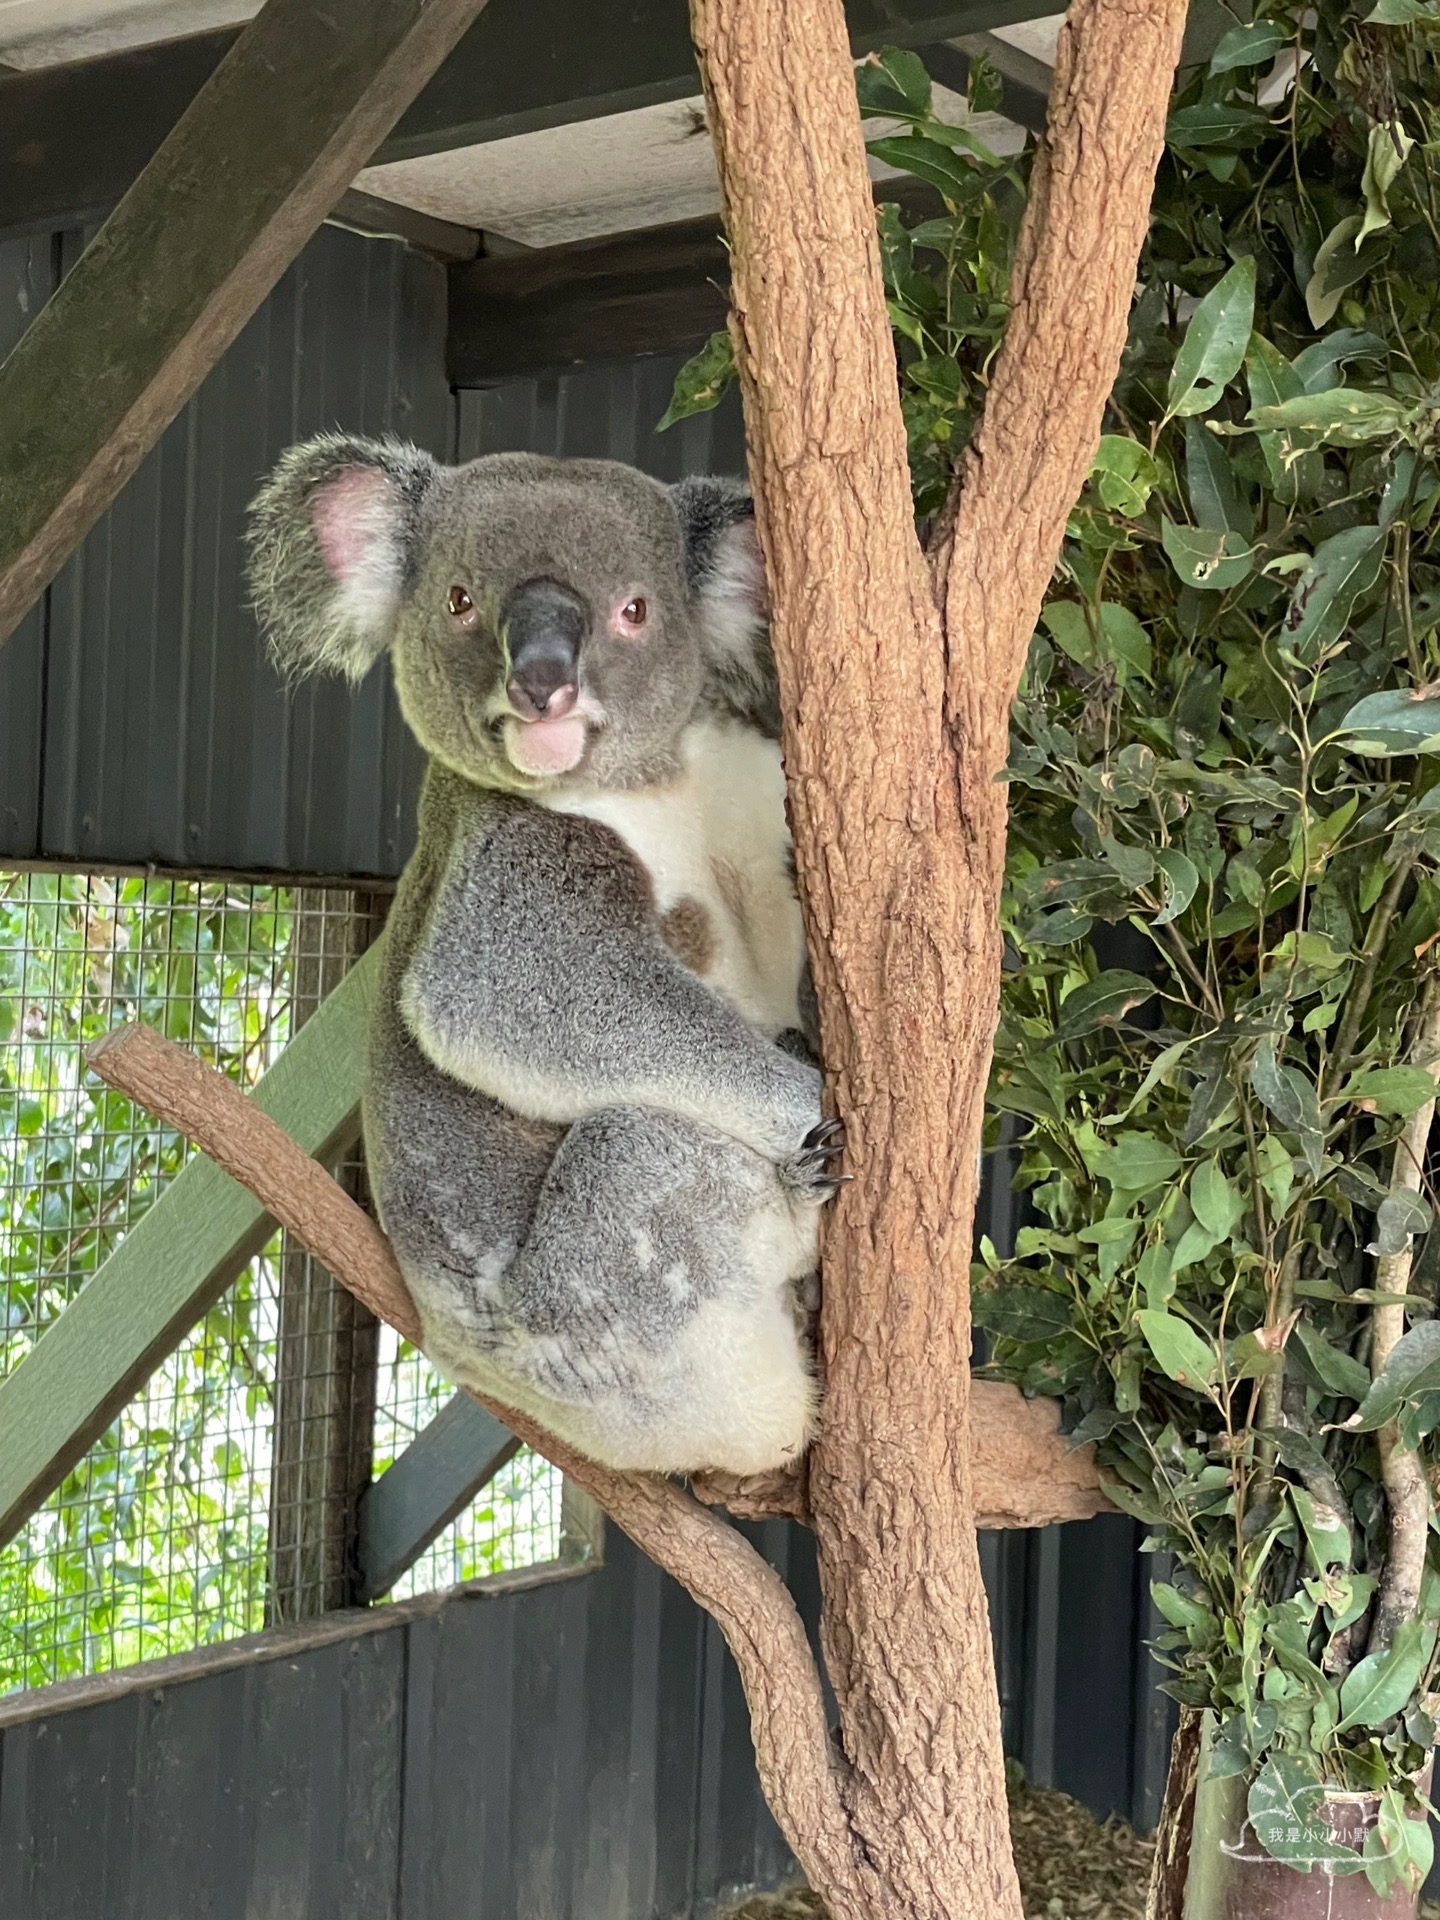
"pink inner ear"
311,467,391,583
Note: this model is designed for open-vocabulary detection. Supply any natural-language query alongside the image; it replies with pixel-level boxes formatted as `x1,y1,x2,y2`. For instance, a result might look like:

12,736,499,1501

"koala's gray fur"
246,438,836,1473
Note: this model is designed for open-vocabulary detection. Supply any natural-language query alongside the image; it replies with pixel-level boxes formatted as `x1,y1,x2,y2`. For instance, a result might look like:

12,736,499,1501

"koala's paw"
779,1118,849,1204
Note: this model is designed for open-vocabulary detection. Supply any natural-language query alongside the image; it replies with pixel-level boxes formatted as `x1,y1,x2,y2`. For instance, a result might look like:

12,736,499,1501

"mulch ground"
723,1778,1440,1920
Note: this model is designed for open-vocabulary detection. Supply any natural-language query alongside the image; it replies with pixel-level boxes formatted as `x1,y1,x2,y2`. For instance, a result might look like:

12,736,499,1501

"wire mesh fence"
373,1323,563,1603
0,868,561,1694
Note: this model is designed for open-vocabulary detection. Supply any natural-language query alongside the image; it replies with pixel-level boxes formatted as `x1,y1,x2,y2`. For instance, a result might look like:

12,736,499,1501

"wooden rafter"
0,0,1055,240
0,0,499,647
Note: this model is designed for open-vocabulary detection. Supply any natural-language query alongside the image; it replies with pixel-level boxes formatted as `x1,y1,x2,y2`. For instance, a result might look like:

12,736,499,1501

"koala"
246,436,842,1475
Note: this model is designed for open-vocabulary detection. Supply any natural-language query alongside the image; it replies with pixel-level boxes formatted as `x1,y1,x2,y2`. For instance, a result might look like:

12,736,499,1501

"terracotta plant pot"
1183,1720,1434,1920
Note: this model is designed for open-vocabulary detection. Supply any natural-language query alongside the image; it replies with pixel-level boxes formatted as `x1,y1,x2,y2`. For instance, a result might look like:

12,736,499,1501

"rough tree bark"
85,0,1186,1909
691,0,1187,1910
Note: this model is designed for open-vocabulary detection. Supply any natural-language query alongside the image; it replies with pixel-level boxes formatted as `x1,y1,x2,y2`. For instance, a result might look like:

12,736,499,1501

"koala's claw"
783,1118,848,1203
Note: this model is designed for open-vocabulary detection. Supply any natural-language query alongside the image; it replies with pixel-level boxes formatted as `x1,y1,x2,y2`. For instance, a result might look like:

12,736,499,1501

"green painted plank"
0,945,380,1547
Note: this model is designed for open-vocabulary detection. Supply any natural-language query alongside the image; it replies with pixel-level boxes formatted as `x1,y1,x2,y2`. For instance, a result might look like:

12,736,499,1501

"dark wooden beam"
0,0,499,647
330,188,480,264
447,183,944,386
922,35,1051,135
356,1394,520,1602
448,216,731,386
0,0,1058,240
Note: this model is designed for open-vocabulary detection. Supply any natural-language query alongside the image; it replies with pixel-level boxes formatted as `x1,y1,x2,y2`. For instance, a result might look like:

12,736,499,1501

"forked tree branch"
86,1021,872,1901
691,0,1186,1910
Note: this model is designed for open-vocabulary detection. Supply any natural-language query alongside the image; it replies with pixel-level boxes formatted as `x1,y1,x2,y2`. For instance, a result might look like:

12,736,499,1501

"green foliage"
985,0,1440,1875
659,0,1440,1878
0,871,292,1687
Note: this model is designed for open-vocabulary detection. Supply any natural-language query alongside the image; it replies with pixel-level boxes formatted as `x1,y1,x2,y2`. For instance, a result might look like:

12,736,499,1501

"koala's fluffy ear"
671,476,779,736
246,433,437,682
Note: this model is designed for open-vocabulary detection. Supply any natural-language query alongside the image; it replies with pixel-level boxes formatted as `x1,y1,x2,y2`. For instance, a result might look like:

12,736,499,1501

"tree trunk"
1147,1708,1203,1920
691,0,1188,1914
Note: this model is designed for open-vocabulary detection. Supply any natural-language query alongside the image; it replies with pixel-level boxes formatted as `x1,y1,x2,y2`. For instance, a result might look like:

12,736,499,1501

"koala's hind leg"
498,1106,821,1475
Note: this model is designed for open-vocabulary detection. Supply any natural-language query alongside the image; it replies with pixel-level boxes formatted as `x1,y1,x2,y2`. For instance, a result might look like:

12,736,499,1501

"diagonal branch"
85,1021,869,1903
935,0,1191,778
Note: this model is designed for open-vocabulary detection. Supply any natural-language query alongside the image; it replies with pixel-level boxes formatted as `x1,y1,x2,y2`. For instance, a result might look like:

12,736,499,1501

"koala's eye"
618,597,648,630
447,585,475,620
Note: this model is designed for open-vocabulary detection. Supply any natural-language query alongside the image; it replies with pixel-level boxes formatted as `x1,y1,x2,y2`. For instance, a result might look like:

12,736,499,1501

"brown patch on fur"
710,856,750,925
660,896,718,974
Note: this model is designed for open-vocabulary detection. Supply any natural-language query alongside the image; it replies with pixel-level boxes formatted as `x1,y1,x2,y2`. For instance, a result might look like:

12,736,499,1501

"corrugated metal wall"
0,1518,1168,1920
0,218,1175,1907
0,222,441,878
0,240,750,879
0,1527,809,1920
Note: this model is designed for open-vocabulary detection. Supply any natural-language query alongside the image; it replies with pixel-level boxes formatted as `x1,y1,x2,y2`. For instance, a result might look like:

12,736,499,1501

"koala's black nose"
502,577,587,721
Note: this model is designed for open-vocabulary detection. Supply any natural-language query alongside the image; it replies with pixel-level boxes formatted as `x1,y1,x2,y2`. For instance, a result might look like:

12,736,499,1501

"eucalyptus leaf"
1291,328,1387,394
1282,527,1384,662
1292,1320,1372,1403
1099,1132,1182,1192
1206,1713,1252,1779
1306,217,1392,330
855,46,932,116
1249,1753,1362,1872
1208,18,1289,71
1363,1785,1432,1900
1161,521,1255,591
1184,418,1251,536
1091,435,1162,515
1153,1580,1219,1640
1346,1322,1440,1432
1190,1159,1244,1239
1166,258,1258,420
1058,970,1156,1038
974,1286,1075,1342
1335,1616,1427,1733
1167,102,1273,150
1153,848,1200,926
656,330,736,430
1249,390,1411,446
1358,120,1415,246
1335,687,1440,755
1366,1187,1432,1258
1340,1067,1438,1117
866,133,980,203
1291,1485,1352,1572
1250,1041,1324,1175
1137,1308,1221,1390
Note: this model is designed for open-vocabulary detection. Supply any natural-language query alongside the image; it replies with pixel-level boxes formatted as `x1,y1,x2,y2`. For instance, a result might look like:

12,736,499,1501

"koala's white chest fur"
546,718,805,1036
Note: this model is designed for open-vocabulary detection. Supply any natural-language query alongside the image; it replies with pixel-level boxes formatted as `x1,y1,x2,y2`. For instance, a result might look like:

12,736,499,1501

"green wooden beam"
0,946,378,1548
0,0,497,647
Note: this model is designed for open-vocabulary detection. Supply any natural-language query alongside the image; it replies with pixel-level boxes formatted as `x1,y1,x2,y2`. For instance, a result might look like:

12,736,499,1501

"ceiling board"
361,87,1027,247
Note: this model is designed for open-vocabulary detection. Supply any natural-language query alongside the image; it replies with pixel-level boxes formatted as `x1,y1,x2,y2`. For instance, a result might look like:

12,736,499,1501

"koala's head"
245,434,765,793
